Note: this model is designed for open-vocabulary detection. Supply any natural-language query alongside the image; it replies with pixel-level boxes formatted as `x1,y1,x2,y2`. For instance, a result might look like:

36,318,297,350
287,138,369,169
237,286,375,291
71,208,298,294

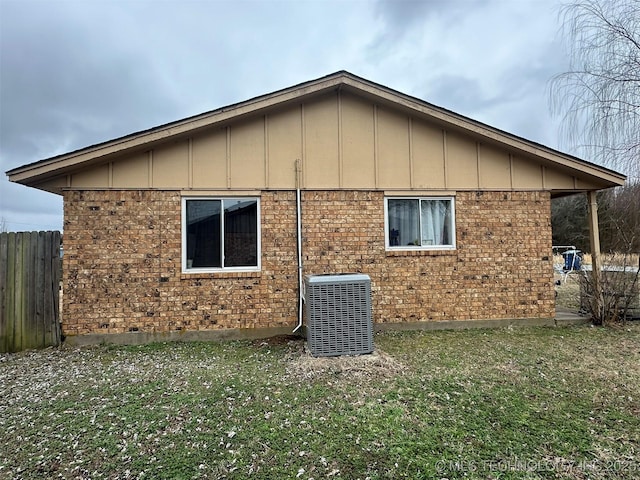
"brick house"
7,72,626,344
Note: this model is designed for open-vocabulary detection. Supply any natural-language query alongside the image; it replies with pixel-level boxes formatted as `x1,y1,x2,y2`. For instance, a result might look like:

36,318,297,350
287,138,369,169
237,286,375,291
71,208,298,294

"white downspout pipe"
293,159,304,333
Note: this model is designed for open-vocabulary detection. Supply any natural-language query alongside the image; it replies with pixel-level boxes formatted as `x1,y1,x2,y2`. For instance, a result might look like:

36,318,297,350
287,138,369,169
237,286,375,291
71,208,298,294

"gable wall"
56,91,586,193
62,189,554,337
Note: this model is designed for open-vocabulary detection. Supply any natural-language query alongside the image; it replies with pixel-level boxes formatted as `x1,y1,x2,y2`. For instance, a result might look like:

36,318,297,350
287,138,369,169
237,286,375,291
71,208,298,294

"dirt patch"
251,334,304,346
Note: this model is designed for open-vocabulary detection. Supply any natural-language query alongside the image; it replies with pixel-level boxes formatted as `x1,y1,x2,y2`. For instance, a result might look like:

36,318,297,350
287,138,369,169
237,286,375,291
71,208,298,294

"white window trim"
384,196,456,251
181,196,261,273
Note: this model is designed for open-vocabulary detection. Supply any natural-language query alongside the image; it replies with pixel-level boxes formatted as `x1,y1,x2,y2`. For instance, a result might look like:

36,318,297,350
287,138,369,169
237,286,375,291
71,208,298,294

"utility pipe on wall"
293,159,304,333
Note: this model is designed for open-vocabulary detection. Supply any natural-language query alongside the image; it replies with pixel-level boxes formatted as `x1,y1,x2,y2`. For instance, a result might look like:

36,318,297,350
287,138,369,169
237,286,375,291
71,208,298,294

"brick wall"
62,190,298,335
62,189,554,336
301,191,554,323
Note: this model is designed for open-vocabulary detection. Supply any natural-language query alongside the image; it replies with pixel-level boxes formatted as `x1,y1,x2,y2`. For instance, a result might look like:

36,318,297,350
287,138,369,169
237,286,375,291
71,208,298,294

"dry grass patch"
556,272,584,310
285,346,407,380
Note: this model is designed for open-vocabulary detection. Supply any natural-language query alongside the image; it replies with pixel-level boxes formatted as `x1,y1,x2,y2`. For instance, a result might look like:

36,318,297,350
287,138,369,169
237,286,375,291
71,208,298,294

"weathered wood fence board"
0,231,61,353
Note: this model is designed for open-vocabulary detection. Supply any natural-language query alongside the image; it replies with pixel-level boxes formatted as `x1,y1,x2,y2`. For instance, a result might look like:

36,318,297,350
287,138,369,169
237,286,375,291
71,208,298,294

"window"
182,197,260,272
385,197,455,250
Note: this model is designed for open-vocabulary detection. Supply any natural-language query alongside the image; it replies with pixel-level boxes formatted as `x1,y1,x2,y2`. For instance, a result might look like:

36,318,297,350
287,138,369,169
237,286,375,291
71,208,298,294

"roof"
6,71,626,189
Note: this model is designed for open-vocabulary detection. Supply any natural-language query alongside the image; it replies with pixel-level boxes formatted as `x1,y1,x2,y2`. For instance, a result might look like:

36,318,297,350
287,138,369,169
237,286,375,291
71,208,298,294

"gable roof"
6,70,626,190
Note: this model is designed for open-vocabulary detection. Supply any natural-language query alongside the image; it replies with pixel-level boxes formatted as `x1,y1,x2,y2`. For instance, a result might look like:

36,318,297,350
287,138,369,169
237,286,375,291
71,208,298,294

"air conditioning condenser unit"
303,273,373,357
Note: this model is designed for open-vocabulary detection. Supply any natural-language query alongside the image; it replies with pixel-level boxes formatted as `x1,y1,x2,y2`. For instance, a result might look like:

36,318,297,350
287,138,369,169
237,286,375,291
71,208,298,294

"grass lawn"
1,325,639,479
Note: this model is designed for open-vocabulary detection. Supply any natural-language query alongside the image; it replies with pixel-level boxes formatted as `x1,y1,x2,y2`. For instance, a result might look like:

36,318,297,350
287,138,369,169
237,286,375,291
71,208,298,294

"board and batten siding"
44,90,589,193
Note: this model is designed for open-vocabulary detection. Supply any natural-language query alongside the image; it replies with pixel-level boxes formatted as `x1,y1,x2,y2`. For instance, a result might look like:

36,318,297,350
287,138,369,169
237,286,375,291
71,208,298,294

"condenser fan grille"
304,274,373,357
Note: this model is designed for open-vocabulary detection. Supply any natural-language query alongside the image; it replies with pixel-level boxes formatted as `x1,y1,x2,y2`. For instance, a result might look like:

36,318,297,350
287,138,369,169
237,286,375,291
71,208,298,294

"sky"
0,0,574,232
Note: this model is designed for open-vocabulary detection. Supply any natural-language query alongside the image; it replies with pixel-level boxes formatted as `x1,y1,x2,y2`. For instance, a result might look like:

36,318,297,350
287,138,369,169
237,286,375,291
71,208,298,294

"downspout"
293,159,304,333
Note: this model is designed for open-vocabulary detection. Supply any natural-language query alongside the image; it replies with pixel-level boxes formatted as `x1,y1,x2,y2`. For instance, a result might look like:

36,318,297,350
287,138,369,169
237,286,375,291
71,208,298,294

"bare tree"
550,1,640,325
599,183,640,252
550,0,640,178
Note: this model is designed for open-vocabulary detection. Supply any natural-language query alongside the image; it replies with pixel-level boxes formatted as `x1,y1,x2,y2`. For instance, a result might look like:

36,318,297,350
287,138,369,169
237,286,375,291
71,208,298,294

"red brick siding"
62,190,554,336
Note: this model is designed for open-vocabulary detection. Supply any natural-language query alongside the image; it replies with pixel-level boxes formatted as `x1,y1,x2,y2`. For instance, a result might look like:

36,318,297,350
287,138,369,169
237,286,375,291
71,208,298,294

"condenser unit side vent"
304,274,373,357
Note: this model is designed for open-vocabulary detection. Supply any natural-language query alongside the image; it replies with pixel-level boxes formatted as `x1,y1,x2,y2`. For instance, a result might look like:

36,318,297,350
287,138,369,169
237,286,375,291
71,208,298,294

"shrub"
580,254,640,325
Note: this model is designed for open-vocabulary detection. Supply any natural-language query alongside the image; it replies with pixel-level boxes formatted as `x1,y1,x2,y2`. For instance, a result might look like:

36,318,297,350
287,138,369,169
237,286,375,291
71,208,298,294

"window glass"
186,200,221,268
184,198,259,271
387,197,455,249
223,199,258,267
388,199,420,246
420,199,452,246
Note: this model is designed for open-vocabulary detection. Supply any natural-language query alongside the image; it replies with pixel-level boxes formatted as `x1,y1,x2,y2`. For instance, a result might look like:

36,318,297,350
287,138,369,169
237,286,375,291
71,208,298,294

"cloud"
1,0,573,232
0,180,62,231
364,0,570,148
372,0,490,39
1,1,185,165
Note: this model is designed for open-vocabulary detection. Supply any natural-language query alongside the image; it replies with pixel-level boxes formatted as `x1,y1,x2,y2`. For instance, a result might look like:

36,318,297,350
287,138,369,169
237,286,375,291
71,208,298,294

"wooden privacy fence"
0,231,62,353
